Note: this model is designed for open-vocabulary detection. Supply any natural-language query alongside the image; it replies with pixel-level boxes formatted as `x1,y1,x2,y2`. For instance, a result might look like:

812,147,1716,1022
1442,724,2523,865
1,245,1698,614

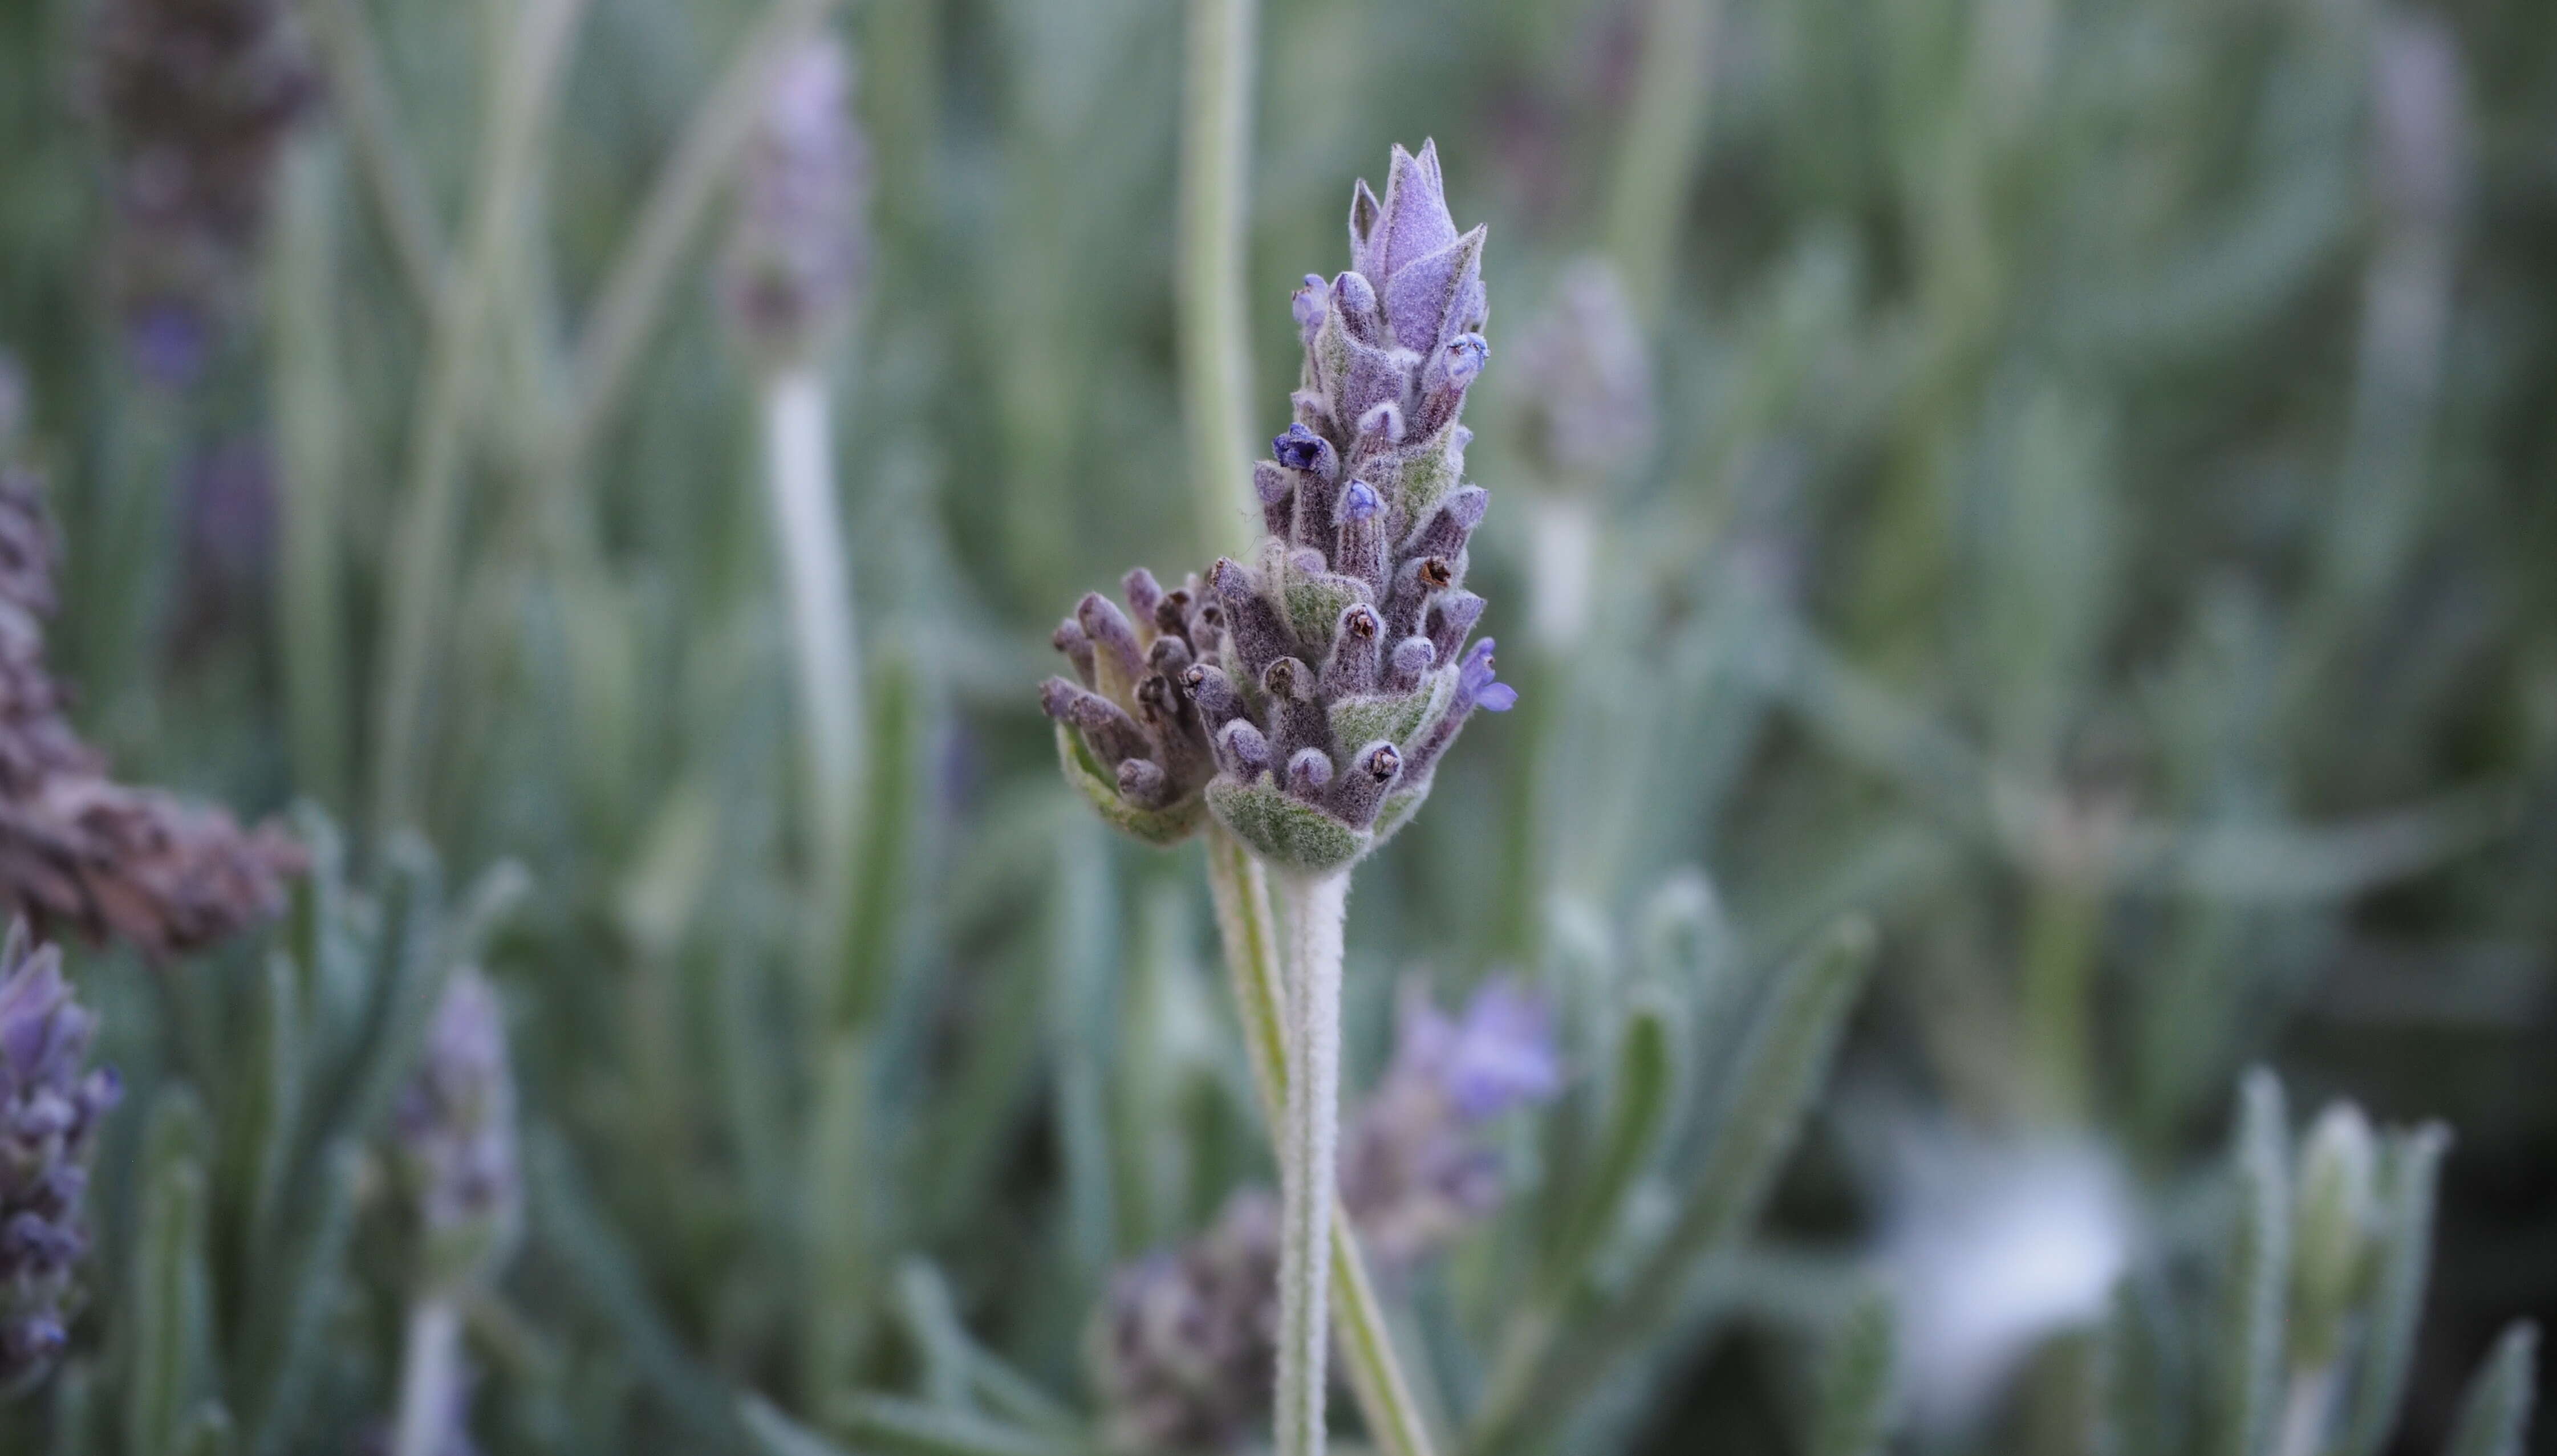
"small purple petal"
1475,681,1517,713
1341,479,1381,521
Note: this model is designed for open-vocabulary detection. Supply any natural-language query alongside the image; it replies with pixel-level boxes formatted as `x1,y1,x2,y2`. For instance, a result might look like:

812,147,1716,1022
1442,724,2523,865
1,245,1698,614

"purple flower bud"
1292,273,1329,346
1272,423,1328,474
1284,747,1334,803
1386,636,1436,693
1339,978,1561,1271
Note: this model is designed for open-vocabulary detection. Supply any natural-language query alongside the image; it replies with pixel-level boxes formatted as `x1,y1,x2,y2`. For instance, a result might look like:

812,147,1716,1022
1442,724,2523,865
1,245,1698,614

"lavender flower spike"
393,969,521,1292
1089,1189,1282,1451
1041,144,1509,871
719,36,871,371
0,921,121,1396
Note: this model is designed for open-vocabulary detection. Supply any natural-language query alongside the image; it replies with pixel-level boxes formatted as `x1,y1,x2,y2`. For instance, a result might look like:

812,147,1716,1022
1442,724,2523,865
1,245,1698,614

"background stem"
1176,0,1259,560
762,366,865,985
390,1296,460,1456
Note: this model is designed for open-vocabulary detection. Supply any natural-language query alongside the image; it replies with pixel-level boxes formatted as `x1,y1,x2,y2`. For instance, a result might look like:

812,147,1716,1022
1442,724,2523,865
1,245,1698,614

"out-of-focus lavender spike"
1078,592,1147,686
1053,618,1097,686
1425,591,1485,665
0,924,120,1392
1322,605,1383,699
1330,743,1402,829
1386,636,1436,694
1284,747,1334,804
393,968,521,1288
719,37,871,369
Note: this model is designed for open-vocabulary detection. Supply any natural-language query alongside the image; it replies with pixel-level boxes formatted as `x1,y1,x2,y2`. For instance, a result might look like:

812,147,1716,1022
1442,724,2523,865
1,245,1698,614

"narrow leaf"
2214,1070,2290,1456
1811,1285,1897,1456
2337,1124,2451,1456
2438,1324,2537,1456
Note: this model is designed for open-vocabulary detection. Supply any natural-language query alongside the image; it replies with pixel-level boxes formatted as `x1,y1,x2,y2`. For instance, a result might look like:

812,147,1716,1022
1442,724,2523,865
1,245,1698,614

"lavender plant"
0,922,119,1396
1045,140,1511,1456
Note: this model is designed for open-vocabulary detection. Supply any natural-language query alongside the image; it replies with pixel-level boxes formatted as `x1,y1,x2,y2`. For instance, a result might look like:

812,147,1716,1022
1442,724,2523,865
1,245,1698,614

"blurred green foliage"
0,0,2551,1449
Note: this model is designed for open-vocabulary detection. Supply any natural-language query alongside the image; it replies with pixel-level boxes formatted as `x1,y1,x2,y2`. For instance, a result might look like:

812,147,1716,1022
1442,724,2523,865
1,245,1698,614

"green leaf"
1206,775,1369,873
2214,1070,2290,1456
836,1396,1094,1456
1540,1001,1674,1302
741,1396,863,1456
1054,722,1205,845
1328,664,1456,756
2337,1124,2451,1456
1810,1286,1897,1456
2438,1324,2538,1456
126,1091,212,1456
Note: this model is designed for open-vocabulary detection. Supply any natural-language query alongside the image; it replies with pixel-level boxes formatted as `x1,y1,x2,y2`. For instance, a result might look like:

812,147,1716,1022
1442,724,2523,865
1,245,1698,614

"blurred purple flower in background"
0,921,120,1394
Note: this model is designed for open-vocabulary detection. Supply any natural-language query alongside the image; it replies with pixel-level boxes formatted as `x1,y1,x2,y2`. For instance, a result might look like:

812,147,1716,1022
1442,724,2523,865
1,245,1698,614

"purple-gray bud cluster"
1509,259,1654,486
393,970,520,1291
1090,981,1561,1445
0,922,120,1395
1043,143,1512,872
719,37,870,370
1089,1188,1281,1452
87,0,315,385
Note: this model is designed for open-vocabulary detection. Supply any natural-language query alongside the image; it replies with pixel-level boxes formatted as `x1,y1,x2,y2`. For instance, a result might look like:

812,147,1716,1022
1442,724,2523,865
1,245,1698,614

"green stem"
390,1296,462,1456
269,137,352,811
564,0,842,463
1602,0,1719,308
1276,871,1348,1456
368,0,588,835
1202,832,1435,1456
2019,879,2099,1127
1176,0,1259,560
296,0,448,314
762,367,866,981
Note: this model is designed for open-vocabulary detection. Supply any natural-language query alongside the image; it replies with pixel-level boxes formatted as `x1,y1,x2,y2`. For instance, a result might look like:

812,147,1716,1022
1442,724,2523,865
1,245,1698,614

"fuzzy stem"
1276,871,1349,1456
2272,1364,2338,1456
1203,832,1436,1456
762,367,865,986
391,1296,462,1456
1176,0,1259,559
